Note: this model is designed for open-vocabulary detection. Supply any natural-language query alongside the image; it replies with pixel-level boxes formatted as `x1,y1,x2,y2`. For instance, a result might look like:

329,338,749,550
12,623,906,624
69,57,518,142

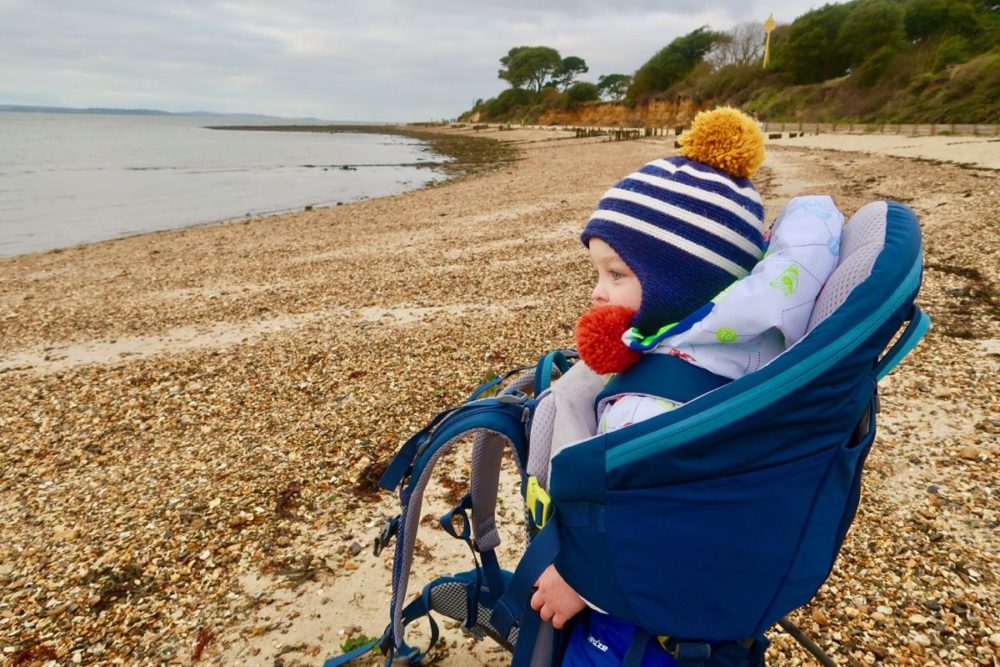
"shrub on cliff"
565,82,600,106
627,27,724,102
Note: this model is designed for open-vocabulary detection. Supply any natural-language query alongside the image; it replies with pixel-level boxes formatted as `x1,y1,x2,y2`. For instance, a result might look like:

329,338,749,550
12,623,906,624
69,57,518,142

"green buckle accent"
525,476,552,530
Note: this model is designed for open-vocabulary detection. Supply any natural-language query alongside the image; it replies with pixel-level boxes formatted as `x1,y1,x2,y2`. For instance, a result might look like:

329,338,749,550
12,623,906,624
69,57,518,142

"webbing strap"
322,637,381,667
490,516,562,638
534,350,572,396
479,549,508,608
623,630,653,667
378,405,458,492
322,595,439,666
875,304,930,380
510,607,544,667
596,352,730,409
386,399,530,652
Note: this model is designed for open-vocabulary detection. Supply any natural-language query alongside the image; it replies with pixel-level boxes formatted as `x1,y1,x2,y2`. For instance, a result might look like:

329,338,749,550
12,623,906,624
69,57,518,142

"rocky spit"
0,126,996,666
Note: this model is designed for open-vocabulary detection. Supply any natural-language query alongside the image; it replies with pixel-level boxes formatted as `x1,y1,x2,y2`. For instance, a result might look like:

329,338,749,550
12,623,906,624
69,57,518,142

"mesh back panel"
841,201,887,257
428,580,520,649
807,202,887,331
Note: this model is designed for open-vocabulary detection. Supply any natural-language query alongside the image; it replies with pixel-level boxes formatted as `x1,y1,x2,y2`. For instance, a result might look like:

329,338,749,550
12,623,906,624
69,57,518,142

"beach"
1,126,997,666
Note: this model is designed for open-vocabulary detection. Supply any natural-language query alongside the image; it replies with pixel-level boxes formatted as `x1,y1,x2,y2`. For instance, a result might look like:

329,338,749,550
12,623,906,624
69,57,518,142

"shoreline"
0,126,996,665
1,124,516,261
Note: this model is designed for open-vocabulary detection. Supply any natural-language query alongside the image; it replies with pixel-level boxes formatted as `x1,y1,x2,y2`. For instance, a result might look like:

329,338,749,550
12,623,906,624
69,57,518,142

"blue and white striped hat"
581,154,765,335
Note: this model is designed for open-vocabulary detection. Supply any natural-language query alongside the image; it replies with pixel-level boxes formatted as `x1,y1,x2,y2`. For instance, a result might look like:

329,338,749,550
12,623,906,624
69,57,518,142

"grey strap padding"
530,361,607,487
469,431,509,551
527,393,557,483
469,369,537,550
807,201,888,331
392,428,500,643
392,370,539,645
528,623,557,667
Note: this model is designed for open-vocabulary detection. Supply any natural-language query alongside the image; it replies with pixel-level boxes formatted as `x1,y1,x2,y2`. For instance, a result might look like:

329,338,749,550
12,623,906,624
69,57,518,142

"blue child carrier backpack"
323,200,930,667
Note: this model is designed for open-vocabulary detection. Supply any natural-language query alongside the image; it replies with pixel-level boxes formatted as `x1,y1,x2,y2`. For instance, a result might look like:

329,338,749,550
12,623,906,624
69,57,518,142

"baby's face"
588,238,642,312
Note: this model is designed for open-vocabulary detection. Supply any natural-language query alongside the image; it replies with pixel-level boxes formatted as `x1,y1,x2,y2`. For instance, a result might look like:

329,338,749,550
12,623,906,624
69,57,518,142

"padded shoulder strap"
596,352,731,408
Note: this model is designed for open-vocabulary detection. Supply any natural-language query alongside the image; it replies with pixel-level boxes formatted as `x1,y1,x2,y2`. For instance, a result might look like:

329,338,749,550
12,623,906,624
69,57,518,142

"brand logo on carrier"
587,634,609,652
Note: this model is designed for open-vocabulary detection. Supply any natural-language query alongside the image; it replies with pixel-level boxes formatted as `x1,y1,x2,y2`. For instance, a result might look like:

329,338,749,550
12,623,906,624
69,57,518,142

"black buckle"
372,515,400,557
657,637,712,662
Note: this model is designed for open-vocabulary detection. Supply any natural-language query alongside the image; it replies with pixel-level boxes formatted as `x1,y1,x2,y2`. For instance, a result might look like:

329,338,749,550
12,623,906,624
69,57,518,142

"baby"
528,107,843,666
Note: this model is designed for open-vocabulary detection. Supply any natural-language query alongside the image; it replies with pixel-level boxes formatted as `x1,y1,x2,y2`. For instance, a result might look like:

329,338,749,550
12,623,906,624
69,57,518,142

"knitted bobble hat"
581,107,767,336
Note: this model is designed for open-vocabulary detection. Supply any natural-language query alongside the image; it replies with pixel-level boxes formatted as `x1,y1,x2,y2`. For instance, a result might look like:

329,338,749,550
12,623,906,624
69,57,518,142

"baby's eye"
610,271,626,280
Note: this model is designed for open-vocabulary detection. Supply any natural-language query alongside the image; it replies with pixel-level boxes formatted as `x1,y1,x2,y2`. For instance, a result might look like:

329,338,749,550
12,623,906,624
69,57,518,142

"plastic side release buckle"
657,636,712,662
525,476,552,530
372,515,400,557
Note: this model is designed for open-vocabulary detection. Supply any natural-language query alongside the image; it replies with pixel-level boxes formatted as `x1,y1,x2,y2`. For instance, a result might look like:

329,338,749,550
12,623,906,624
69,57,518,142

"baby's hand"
530,564,586,629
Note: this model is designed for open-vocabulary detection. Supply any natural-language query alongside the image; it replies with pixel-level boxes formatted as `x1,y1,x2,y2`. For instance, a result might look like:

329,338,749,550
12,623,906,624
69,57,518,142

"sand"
0,126,997,666
767,133,1000,170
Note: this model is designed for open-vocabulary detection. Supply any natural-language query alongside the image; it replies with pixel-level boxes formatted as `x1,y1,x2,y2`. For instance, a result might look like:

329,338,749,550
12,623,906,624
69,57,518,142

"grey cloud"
0,0,826,120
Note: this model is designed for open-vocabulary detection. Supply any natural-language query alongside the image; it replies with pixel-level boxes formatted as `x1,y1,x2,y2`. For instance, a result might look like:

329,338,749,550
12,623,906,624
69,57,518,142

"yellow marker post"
763,14,777,68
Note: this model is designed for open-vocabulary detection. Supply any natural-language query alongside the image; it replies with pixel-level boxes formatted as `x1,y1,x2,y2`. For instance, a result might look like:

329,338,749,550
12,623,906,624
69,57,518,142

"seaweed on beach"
206,124,519,182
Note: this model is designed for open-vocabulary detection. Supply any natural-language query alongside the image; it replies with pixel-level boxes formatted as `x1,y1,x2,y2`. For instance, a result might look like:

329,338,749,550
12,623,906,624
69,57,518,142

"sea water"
0,113,447,257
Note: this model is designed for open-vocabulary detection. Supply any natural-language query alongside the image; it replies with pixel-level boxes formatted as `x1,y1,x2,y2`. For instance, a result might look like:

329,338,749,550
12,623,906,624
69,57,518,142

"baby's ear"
576,306,642,375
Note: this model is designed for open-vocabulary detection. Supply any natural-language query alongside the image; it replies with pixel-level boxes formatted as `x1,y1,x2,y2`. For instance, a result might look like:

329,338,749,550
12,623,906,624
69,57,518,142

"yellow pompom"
678,107,765,179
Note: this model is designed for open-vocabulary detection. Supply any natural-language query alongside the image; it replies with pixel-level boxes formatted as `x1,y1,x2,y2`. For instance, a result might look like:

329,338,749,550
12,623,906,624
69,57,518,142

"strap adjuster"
525,476,552,530
657,636,713,662
373,515,400,557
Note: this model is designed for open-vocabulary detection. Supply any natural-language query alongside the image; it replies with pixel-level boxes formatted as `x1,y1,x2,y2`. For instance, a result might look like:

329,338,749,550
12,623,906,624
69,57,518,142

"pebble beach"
1,126,997,666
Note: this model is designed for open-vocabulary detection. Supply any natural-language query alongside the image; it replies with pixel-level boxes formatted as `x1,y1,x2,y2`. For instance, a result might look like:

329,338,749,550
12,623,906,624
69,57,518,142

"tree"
597,73,632,101
904,0,981,42
772,3,852,84
706,22,766,68
498,46,564,92
837,0,905,69
628,27,724,100
565,81,600,105
552,56,589,90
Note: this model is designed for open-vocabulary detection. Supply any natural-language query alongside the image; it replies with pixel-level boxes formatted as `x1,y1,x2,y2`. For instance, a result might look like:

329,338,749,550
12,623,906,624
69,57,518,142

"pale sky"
0,1,825,122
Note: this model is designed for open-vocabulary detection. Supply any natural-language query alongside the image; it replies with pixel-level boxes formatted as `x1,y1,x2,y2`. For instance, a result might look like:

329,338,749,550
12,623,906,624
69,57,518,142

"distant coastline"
0,103,324,121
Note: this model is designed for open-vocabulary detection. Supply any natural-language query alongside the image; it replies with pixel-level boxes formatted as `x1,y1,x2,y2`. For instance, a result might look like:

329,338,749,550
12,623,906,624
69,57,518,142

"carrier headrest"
807,201,890,331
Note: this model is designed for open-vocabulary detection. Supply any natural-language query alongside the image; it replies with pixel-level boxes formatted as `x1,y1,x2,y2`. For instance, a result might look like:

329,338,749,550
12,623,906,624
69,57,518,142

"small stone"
958,445,979,460
811,609,830,625
844,606,859,618
876,605,893,615
912,633,931,647
909,613,928,625
350,542,362,557
47,603,70,617
276,535,291,547
989,633,1000,647
53,526,79,541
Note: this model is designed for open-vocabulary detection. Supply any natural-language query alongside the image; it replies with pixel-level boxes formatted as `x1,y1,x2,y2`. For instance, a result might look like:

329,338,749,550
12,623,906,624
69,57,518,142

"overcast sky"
1,1,826,122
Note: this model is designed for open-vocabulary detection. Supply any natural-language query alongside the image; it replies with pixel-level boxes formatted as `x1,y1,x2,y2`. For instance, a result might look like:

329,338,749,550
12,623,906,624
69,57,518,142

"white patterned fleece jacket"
597,195,845,433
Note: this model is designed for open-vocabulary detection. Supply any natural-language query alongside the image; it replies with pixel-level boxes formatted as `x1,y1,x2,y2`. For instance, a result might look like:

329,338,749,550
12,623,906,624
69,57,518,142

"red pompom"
576,305,642,374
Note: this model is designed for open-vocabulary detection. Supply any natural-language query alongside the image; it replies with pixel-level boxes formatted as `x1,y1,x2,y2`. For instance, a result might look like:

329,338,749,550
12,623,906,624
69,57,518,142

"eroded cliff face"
537,99,708,127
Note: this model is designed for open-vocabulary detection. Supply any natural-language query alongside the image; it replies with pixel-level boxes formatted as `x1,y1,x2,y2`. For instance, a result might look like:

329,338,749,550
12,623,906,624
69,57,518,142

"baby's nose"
591,285,607,306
